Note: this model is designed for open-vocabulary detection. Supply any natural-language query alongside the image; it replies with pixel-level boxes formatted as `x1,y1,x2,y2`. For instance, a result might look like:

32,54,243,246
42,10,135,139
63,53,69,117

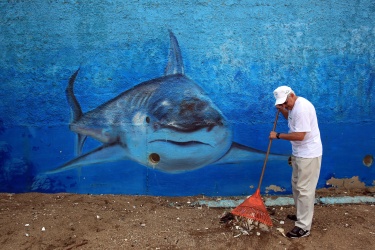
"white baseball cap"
273,86,292,105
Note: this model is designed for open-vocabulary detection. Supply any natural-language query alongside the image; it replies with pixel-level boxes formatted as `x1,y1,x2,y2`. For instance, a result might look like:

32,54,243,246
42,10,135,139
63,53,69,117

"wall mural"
1,1,374,196
48,31,287,175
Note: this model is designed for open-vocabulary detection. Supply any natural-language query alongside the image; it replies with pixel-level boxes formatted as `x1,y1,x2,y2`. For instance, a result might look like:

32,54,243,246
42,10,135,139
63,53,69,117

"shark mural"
48,31,287,174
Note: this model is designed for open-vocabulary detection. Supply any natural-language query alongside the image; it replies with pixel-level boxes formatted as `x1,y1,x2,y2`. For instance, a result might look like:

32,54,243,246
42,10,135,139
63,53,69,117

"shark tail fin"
65,68,87,155
164,30,184,76
75,134,87,156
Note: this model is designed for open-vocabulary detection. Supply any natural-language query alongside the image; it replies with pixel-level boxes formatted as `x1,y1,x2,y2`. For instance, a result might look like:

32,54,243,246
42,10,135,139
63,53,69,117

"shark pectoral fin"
46,143,128,174
213,142,289,165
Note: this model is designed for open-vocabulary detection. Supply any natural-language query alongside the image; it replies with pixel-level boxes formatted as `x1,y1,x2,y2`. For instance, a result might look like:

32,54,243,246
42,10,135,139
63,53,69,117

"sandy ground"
0,191,374,250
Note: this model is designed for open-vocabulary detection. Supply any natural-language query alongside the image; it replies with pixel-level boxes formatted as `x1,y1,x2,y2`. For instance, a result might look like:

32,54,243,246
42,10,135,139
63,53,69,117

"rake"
230,110,280,227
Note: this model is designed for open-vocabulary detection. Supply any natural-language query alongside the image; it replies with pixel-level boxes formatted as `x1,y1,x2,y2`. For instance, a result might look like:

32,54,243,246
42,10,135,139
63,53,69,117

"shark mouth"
148,139,212,147
155,122,222,133
147,139,213,165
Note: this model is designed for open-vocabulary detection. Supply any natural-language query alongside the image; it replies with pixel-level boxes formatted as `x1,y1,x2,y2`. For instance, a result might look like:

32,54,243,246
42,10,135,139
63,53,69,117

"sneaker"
287,214,297,221
286,226,310,238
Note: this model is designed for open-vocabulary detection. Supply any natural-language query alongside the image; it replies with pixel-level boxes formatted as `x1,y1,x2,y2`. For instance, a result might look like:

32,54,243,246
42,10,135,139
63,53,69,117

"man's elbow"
295,132,306,141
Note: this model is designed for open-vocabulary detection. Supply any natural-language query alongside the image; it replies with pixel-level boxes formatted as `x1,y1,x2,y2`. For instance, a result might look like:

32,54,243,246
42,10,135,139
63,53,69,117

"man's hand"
275,104,285,110
269,131,278,139
276,106,288,119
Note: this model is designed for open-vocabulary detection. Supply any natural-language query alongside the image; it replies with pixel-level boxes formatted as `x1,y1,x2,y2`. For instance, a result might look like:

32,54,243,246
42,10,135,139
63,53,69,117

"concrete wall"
1,0,374,196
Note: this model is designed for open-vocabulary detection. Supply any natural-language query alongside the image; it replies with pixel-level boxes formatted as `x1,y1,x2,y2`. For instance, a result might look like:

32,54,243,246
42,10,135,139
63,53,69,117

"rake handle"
257,110,280,190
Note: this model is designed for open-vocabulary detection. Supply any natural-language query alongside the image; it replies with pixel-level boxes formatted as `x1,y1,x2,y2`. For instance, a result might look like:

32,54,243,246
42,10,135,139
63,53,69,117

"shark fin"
46,143,128,174
66,68,87,155
164,30,184,75
214,142,289,165
66,68,83,122
76,134,87,155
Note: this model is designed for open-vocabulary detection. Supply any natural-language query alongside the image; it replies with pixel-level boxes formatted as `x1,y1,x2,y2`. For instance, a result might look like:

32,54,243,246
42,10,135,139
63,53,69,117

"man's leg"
291,156,299,212
294,156,322,231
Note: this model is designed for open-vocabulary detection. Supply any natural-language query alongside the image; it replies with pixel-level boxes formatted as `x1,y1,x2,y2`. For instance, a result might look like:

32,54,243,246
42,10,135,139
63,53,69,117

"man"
270,86,322,238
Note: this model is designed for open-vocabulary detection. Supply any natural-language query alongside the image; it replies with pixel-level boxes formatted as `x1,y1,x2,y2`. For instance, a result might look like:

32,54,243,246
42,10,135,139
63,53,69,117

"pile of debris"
220,212,270,237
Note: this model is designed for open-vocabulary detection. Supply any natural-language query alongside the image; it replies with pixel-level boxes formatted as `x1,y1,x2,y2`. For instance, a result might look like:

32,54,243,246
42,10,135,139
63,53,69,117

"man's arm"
269,131,306,141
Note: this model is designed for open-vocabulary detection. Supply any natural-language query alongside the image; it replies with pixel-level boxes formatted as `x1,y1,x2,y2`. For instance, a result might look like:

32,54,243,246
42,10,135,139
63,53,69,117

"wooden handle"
257,110,280,190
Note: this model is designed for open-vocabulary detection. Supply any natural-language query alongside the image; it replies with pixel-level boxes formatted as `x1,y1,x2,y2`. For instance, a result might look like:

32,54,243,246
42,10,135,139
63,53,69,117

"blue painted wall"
1,0,374,196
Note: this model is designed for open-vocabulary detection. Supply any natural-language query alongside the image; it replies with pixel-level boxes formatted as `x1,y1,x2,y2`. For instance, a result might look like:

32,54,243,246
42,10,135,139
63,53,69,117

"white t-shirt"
288,97,322,158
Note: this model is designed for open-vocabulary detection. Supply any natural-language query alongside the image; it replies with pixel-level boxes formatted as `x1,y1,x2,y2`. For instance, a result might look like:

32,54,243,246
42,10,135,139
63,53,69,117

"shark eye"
145,117,151,123
149,153,160,164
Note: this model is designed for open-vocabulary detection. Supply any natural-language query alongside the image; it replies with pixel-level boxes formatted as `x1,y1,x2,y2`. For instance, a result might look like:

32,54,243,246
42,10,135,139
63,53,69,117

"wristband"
276,133,280,139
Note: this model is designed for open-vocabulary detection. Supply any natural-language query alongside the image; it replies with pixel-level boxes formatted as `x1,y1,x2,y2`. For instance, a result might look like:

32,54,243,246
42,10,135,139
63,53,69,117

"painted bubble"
363,155,373,167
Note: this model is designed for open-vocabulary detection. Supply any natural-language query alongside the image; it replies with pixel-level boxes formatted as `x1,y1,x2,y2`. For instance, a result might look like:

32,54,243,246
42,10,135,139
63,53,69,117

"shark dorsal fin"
164,30,184,76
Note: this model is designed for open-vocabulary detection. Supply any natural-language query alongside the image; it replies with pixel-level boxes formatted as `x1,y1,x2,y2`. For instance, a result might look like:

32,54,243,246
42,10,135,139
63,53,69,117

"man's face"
277,93,295,110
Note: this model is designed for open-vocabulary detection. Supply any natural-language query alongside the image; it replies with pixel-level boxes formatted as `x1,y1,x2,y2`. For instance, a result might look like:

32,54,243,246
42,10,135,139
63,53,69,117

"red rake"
231,110,280,227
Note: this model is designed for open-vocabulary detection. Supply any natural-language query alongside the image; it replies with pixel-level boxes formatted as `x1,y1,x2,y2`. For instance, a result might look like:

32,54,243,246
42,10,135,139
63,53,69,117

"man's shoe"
287,214,297,221
286,226,310,238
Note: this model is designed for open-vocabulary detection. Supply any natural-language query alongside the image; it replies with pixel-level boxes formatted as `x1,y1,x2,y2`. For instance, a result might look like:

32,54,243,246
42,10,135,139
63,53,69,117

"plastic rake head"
231,189,273,227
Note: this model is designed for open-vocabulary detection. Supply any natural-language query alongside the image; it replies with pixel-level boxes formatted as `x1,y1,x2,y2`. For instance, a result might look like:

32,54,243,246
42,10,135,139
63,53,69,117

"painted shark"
48,31,287,174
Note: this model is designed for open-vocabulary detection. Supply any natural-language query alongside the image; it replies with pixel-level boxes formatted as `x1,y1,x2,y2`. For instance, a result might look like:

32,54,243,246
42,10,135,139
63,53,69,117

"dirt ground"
1,190,374,250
